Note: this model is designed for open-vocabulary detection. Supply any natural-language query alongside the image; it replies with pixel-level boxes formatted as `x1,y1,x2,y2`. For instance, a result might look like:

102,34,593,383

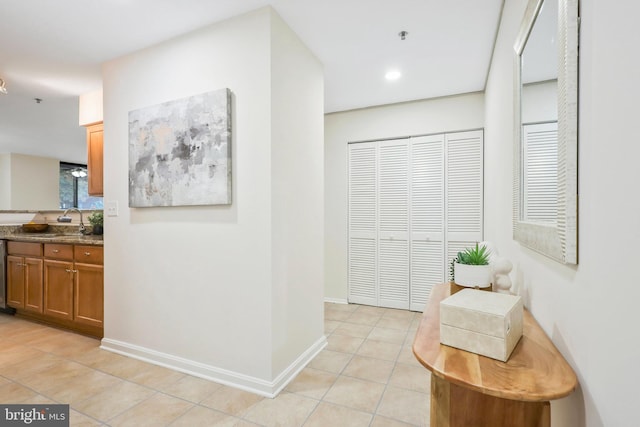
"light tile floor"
0,303,430,426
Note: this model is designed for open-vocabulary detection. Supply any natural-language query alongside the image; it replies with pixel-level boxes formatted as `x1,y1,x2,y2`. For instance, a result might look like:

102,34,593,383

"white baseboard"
100,335,327,398
324,297,348,304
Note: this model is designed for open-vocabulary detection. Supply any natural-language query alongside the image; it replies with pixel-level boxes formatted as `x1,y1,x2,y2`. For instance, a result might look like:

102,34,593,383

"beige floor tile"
285,367,337,399
376,316,413,331
303,402,372,427
353,305,389,316
91,353,157,380
0,352,62,380
0,376,10,387
244,391,318,427
200,385,264,417
342,355,394,384
0,342,46,366
376,386,429,426
72,346,125,368
371,415,417,427
324,309,352,321
128,363,186,389
325,303,358,313
72,380,156,422
169,405,239,426
324,319,341,334
307,350,352,374
333,322,373,339
158,374,223,403
0,381,39,403
396,345,422,367
382,309,417,322
109,393,194,427
69,410,103,427
357,340,402,361
389,363,431,394
367,327,408,345
30,332,99,358
19,359,95,393
326,334,364,354
42,369,123,404
323,376,385,413
345,312,382,326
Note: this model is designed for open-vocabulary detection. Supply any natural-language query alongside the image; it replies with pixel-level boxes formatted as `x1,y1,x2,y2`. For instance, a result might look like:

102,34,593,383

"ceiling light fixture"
0,78,7,94
385,70,402,81
71,168,87,178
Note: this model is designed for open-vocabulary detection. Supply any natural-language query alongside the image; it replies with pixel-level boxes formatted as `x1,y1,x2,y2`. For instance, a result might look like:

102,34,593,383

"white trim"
324,297,348,304
100,335,327,398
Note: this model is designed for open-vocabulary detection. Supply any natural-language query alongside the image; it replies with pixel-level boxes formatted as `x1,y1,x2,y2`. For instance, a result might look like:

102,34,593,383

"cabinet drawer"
44,244,74,260
74,246,103,265
8,241,42,257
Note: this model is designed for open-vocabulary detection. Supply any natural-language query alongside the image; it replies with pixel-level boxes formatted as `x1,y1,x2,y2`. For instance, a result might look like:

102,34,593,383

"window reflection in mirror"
520,0,558,225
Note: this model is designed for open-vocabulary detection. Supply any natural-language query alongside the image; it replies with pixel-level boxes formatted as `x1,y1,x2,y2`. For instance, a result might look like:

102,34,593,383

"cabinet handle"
84,252,91,256
53,249,59,253
65,269,71,273
73,270,78,273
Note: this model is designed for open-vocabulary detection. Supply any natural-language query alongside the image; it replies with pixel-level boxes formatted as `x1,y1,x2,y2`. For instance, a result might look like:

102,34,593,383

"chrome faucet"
58,208,87,234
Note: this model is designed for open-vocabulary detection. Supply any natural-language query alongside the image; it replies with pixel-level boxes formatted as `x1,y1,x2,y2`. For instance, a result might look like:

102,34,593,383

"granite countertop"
0,225,104,246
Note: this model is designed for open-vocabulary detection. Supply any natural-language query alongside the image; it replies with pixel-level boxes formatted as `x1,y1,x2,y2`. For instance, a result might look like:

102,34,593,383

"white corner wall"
485,1,640,425
269,12,325,377
0,153,59,210
324,94,485,302
101,7,324,397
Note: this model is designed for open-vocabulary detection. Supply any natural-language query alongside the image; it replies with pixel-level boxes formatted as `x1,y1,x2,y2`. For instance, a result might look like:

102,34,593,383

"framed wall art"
128,88,232,207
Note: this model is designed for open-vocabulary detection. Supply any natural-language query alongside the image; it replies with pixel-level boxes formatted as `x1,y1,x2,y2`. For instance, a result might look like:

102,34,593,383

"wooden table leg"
430,374,550,427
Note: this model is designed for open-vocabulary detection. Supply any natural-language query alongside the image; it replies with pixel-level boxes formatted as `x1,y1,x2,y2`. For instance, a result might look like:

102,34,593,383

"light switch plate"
106,201,119,217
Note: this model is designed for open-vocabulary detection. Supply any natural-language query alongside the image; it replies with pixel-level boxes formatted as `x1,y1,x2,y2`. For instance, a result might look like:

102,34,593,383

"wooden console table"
412,283,577,427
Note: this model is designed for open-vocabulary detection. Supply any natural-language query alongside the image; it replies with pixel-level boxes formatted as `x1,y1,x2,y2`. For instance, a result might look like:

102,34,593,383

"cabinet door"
378,139,410,310
44,260,74,320
74,262,104,327
348,142,378,306
410,135,445,311
7,256,25,308
87,123,104,196
24,258,44,313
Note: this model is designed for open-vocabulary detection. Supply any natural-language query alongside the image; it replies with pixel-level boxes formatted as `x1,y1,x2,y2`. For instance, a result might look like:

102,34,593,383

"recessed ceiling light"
385,70,402,81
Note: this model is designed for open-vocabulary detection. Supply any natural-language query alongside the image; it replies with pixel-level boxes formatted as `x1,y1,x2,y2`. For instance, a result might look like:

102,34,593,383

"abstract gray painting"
128,88,232,207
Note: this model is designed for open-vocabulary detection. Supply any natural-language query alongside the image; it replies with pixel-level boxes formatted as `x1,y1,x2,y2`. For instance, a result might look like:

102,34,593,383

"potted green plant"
88,211,104,235
450,242,492,288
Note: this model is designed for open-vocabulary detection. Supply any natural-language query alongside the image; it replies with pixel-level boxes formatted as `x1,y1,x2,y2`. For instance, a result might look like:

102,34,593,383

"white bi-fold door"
348,130,483,311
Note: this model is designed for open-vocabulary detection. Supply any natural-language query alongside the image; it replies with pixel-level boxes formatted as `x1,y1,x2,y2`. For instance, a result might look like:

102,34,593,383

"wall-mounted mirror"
514,0,578,264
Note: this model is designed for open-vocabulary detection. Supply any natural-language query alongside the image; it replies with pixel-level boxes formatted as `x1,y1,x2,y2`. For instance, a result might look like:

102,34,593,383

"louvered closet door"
446,130,484,270
348,142,377,306
409,135,444,311
522,122,558,223
378,139,410,309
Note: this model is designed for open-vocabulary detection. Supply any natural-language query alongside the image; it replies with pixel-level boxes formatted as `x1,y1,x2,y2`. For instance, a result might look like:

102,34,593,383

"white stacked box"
440,289,523,362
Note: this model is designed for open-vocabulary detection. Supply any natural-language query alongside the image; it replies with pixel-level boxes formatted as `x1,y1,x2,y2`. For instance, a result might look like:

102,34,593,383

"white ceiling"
0,0,503,164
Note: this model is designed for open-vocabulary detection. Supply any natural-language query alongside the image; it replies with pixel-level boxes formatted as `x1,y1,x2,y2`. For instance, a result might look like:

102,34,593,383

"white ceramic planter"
454,263,492,288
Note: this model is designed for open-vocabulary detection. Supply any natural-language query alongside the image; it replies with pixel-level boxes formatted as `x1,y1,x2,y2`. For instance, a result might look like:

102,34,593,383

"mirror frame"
513,0,579,264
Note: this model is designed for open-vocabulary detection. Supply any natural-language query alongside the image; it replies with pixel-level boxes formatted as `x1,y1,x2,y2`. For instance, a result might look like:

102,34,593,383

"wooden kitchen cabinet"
87,122,103,196
73,245,104,328
11,241,104,338
44,259,74,320
7,242,43,313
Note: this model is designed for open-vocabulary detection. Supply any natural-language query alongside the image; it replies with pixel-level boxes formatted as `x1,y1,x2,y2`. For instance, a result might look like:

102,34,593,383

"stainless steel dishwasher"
0,240,15,314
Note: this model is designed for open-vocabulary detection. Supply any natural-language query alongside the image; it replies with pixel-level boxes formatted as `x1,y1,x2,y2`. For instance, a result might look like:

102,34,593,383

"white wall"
0,153,59,210
101,7,324,397
269,12,325,376
0,154,10,208
324,94,485,301
485,1,640,425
